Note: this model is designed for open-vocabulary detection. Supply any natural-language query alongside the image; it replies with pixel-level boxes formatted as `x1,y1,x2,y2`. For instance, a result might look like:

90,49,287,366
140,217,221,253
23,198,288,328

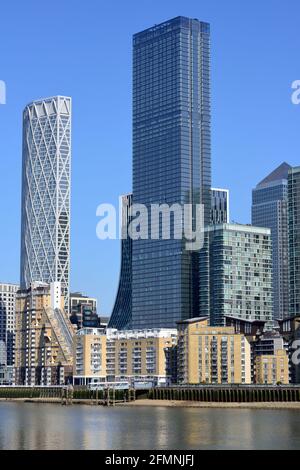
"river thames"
0,402,300,450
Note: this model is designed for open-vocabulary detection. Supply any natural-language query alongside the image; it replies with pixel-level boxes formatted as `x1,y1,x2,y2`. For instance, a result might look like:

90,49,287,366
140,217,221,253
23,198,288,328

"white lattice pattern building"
20,96,71,311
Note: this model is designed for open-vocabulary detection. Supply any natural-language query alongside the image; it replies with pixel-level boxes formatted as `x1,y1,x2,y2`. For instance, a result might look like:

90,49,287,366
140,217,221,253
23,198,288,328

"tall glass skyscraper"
132,17,211,329
288,166,300,316
109,194,132,330
252,162,290,320
20,96,71,311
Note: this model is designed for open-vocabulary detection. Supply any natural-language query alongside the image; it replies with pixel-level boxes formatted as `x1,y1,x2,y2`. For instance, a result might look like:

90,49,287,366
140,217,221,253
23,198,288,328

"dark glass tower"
288,167,300,316
132,17,211,329
252,162,290,321
109,194,132,329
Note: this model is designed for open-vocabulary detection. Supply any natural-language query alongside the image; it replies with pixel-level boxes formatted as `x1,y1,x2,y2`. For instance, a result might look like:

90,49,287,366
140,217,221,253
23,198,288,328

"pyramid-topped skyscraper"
252,162,291,320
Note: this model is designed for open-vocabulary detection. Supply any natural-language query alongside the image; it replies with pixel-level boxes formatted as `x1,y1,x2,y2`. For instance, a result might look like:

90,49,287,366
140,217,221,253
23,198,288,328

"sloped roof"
257,162,291,187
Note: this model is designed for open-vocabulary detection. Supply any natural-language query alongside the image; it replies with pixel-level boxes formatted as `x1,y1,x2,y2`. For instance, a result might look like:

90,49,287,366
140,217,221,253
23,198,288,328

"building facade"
279,315,300,383
15,282,74,386
80,305,100,328
70,292,97,315
106,328,177,387
252,162,290,320
109,194,132,330
69,292,98,329
0,283,19,367
211,188,229,224
252,333,289,384
20,96,72,311
177,317,251,384
255,349,289,385
288,167,300,317
73,328,107,386
132,16,211,329
199,224,273,327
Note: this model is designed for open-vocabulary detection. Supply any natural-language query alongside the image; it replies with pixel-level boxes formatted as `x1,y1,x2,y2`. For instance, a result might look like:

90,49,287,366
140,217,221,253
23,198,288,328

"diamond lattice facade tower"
132,17,211,329
20,96,71,311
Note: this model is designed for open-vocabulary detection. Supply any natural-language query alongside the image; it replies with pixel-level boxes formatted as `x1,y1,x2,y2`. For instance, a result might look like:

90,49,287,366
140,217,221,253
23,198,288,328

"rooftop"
177,317,209,325
206,223,271,235
256,162,291,187
133,16,209,41
225,315,266,325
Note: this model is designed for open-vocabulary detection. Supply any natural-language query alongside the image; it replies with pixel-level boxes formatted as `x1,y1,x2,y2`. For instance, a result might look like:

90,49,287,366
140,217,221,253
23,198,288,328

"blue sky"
0,0,299,315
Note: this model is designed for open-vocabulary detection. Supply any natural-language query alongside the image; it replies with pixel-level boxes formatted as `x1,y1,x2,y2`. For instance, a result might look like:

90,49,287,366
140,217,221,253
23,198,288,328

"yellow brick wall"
178,320,251,385
255,349,289,384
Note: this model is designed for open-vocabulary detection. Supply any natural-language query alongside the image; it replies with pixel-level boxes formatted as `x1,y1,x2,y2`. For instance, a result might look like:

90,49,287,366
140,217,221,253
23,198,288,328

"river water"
0,402,300,450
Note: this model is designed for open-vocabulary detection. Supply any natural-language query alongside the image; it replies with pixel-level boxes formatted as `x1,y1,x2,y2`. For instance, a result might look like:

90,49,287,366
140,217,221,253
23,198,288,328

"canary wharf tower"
132,17,211,328
20,96,71,310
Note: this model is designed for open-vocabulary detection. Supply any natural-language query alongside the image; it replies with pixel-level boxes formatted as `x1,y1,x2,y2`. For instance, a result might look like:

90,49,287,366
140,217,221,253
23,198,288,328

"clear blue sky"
0,0,299,315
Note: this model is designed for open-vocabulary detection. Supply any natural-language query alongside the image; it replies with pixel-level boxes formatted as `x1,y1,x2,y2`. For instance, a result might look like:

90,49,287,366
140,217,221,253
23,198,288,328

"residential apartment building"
0,283,19,366
252,333,289,384
255,349,289,385
15,282,74,386
279,315,300,383
106,329,177,387
73,328,106,386
177,317,251,385
199,223,273,327
69,292,98,329
73,328,177,387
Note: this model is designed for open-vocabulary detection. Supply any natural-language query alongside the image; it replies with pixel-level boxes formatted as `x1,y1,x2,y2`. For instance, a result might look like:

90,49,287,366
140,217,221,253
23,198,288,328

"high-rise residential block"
288,167,300,316
199,224,273,327
0,283,19,366
109,194,132,330
20,96,71,311
211,188,230,224
252,162,290,320
15,282,74,386
176,317,251,384
132,17,211,329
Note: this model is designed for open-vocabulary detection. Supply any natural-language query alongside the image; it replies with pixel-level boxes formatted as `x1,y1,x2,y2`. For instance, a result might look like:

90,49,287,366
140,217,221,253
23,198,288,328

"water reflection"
0,403,300,450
